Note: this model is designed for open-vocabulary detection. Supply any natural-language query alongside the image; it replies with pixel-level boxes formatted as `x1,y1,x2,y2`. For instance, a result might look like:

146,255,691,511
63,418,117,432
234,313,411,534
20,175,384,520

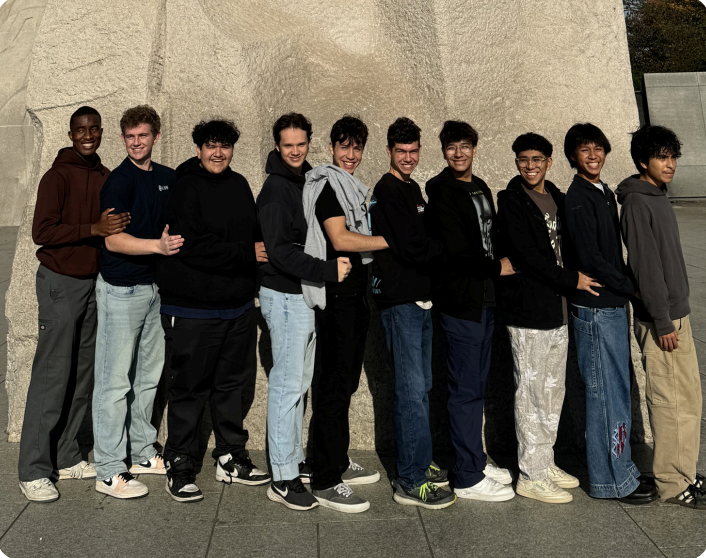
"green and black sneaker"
393,481,456,510
425,462,449,487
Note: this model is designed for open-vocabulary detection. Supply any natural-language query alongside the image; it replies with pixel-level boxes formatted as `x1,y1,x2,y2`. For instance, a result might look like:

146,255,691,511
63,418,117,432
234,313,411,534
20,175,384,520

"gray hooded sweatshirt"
616,175,690,336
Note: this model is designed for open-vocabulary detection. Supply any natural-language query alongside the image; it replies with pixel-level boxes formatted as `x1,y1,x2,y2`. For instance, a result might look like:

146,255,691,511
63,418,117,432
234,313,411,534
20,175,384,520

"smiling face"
331,138,364,174
387,142,420,179
515,149,552,189
641,151,677,186
121,122,160,165
443,140,476,179
197,141,234,174
572,142,605,182
69,115,103,157
276,127,310,174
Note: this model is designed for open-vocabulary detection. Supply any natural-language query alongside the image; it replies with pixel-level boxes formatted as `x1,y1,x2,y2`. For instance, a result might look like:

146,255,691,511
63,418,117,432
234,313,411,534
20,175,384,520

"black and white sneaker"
298,459,313,484
393,481,457,510
694,473,706,494
216,451,270,486
341,459,380,485
267,478,319,511
666,484,706,510
165,456,203,503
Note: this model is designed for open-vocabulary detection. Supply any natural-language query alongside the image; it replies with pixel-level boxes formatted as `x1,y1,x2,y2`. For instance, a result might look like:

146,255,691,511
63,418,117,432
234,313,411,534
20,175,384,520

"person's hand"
577,272,602,296
91,208,130,237
255,241,268,262
499,257,517,276
659,330,679,352
337,257,352,282
158,224,184,256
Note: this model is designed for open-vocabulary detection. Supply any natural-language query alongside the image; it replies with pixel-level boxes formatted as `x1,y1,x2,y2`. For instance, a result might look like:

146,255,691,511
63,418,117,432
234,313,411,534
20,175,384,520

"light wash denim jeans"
572,305,640,498
93,275,164,481
259,287,316,482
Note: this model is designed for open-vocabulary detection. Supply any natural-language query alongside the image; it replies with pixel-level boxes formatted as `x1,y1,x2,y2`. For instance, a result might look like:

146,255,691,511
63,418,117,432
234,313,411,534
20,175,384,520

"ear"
546,157,553,172
68,130,73,141
640,160,648,170
275,144,281,153
386,145,391,158
120,134,127,148
328,142,334,156
472,145,478,158
196,145,202,160
153,131,162,144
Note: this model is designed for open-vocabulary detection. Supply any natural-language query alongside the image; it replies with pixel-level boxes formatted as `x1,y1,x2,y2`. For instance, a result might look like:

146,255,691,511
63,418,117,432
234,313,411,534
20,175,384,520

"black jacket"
425,168,500,322
157,157,258,310
257,150,337,294
495,176,578,329
563,175,636,308
369,173,443,307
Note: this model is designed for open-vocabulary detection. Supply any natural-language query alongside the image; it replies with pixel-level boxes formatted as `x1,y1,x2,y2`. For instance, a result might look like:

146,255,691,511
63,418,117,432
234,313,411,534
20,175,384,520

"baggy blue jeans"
379,302,433,489
572,305,640,498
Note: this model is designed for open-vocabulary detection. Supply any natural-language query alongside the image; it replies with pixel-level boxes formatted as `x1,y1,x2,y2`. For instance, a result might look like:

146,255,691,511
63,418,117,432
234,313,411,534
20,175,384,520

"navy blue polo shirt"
100,157,175,286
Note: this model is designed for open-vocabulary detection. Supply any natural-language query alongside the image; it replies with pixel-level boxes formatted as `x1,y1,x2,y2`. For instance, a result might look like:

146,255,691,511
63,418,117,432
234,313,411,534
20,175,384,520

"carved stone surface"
5,0,650,453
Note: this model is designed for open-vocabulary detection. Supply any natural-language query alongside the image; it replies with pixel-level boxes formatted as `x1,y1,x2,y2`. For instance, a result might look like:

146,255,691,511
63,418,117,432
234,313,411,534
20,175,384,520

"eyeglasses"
516,157,548,167
445,144,473,154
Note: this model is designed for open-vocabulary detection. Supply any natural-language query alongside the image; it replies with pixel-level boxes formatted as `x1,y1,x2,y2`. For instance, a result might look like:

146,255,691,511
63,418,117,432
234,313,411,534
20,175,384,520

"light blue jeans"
93,275,164,481
259,287,316,482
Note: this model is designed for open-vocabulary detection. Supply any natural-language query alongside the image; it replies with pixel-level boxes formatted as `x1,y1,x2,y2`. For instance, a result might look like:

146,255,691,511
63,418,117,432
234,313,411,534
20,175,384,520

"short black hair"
272,112,312,144
387,117,421,148
330,115,369,147
630,124,682,173
563,123,612,168
512,133,553,158
70,106,101,128
191,119,240,147
439,120,478,150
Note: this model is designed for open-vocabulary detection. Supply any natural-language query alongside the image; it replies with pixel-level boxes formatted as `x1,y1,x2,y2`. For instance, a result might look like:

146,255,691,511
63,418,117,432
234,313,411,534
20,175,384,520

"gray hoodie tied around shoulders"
301,164,373,310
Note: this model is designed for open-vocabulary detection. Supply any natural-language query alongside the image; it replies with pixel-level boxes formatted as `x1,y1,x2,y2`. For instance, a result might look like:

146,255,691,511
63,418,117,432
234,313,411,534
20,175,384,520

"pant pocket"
644,353,675,407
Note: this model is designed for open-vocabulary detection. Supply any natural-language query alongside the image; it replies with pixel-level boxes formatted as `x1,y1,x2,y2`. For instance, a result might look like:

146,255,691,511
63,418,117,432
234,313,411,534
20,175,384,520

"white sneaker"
58,460,96,480
484,462,513,485
454,477,515,502
19,478,59,503
516,478,573,504
129,454,166,475
548,465,579,489
96,472,149,499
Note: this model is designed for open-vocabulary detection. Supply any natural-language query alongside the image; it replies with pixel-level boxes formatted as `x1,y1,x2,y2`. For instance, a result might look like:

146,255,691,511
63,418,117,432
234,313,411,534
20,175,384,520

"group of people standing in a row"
16,104,703,514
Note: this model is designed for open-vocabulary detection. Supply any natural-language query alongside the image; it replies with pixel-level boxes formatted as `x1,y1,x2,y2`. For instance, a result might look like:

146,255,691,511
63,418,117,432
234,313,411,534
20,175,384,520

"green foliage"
624,0,706,89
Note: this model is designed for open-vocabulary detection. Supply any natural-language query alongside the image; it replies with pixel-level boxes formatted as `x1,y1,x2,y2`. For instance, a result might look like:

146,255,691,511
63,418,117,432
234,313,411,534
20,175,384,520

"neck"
73,149,98,166
129,154,152,171
449,165,472,182
577,171,600,184
389,167,411,182
523,179,545,194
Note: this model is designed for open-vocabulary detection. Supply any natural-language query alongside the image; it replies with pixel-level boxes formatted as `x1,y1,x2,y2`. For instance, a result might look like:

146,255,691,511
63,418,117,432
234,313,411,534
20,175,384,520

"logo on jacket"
416,204,425,214
158,185,169,192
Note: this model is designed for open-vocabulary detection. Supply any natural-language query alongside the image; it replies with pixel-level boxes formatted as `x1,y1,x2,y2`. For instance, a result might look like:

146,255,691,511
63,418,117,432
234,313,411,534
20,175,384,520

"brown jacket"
32,147,110,278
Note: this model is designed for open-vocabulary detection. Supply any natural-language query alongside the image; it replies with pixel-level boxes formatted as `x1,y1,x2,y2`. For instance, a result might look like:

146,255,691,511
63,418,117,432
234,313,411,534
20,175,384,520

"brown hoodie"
32,147,110,278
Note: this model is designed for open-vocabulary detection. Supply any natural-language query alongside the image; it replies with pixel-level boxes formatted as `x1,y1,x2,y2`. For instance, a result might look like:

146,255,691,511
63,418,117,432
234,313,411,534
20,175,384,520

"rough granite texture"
4,0,650,453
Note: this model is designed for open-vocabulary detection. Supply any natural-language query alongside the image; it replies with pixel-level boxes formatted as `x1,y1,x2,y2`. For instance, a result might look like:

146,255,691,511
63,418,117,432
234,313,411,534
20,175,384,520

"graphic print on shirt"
470,190,493,258
544,211,562,266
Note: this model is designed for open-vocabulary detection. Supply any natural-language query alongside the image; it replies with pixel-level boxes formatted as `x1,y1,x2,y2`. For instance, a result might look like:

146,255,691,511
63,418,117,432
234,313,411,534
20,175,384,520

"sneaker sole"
129,467,166,476
393,492,457,509
455,489,515,502
164,481,204,503
343,471,381,485
19,482,59,503
216,471,271,486
266,486,319,511
95,483,149,499
551,478,580,489
516,486,572,504
314,496,370,513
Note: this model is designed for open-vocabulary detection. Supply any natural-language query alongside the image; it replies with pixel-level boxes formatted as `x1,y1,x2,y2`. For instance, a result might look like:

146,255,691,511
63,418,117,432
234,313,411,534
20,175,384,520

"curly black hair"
273,112,312,144
191,119,240,147
512,132,553,158
387,117,421,147
330,115,368,147
630,124,682,173
439,120,477,150
563,123,612,168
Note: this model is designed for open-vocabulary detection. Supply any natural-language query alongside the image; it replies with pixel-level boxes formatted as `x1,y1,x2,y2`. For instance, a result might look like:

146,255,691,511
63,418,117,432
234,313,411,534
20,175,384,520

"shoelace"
418,482,441,502
28,478,54,491
334,483,354,498
428,464,440,472
67,461,89,479
117,472,136,484
349,460,365,472
675,484,704,508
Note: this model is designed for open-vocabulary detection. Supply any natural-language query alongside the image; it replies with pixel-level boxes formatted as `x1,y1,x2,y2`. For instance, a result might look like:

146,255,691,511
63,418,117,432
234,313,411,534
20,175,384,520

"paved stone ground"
1,203,706,558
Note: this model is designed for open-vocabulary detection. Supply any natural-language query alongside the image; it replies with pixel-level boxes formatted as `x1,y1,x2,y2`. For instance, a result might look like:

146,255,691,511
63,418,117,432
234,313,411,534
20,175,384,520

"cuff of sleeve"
323,259,338,283
246,242,257,263
655,316,675,337
494,259,502,277
79,223,93,239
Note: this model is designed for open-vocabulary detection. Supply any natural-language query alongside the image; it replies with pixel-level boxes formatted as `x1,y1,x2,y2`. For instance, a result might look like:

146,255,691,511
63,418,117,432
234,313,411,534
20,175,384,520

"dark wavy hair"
120,105,161,135
191,119,240,147
439,120,478,150
273,112,312,144
387,117,421,147
512,133,553,157
563,123,612,168
70,106,101,128
330,115,369,147
630,124,682,173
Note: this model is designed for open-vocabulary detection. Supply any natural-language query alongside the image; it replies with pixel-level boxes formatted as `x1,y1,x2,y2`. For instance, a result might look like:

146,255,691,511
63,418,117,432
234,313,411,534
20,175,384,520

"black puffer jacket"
495,176,578,329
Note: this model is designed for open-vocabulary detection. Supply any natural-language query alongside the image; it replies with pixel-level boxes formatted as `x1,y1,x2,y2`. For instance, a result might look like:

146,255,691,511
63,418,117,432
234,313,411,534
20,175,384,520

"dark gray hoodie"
616,175,690,336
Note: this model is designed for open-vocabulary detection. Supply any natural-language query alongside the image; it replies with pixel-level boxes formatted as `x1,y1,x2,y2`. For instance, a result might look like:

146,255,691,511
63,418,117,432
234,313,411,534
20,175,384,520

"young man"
18,107,128,503
369,117,455,509
562,123,657,504
618,124,705,509
496,132,601,504
300,116,388,513
425,120,515,503
93,105,183,499
257,113,351,511
157,120,270,503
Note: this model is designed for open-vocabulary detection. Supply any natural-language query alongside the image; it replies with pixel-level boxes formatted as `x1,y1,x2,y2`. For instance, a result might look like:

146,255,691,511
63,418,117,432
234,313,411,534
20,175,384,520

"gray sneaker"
313,483,370,513
393,481,456,510
341,459,380,485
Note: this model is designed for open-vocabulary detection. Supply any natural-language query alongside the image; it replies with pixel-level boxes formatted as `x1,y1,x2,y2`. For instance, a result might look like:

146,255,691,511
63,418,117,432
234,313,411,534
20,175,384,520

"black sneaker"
267,478,319,511
393,481,456,510
425,462,449,487
694,473,706,494
666,484,706,510
165,456,203,503
298,459,313,484
216,451,270,486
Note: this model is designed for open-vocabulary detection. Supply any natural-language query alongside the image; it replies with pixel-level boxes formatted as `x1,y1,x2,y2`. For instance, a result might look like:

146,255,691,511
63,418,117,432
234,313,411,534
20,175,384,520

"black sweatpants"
161,309,257,464
18,265,96,482
311,292,369,490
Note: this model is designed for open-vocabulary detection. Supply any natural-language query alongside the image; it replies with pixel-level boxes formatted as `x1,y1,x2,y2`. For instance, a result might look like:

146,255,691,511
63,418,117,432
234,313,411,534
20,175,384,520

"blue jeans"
259,287,316,482
440,309,494,489
380,302,433,489
93,275,164,481
572,305,640,498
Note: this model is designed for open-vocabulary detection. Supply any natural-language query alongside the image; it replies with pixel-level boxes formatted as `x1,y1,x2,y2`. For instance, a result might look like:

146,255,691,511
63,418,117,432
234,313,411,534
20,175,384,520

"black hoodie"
495,176,578,329
257,150,338,294
617,175,690,336
156,157,259,310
